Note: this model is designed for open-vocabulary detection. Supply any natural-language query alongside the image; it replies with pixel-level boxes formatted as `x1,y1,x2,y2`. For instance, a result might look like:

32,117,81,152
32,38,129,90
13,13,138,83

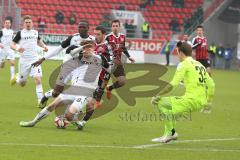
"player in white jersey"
10,15,48,104
32,20,95,108
0,18,15,81
19,41,111,129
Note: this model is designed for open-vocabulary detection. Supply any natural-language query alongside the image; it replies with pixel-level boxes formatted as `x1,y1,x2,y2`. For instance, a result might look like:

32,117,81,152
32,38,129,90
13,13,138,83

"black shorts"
197,59,211,68
113,64,125,77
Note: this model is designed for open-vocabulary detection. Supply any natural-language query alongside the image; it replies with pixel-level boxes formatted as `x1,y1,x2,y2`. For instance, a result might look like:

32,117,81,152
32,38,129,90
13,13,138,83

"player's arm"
0,31,3,48
11,31,24,53
44,35,73,59
151,63,186,105
37,35,48,52
192,37,202,49
103,42,112,62
122,38,135,63
66,43,94,57
66,45,82,58
32,35,73,67
205,73,215,104
200,73,215,113
100,54,111,73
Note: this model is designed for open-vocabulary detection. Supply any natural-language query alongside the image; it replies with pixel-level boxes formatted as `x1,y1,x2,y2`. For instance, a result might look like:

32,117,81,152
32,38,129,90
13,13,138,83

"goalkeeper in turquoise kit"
151,42,215,143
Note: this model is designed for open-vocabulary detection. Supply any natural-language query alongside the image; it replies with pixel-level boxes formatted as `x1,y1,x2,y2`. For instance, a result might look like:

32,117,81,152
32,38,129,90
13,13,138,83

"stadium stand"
15,0,203,40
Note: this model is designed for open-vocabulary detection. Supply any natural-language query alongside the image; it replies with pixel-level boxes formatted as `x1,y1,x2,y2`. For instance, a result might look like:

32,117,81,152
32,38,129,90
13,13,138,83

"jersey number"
195,66,206,83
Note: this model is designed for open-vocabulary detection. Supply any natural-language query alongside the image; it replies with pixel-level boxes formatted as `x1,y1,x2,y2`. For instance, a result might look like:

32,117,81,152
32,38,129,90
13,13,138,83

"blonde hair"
23,15,32,21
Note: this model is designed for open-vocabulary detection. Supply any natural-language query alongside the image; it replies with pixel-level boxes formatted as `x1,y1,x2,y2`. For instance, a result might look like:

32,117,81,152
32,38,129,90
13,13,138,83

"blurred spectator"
172,0,184,8
149,0,155,5
141,21,150,39
169,19,179,32
209,43,217,68
183,18,191,33
182,34,192,45
69,12,77,25
100,20,111,33
125,20,136,38
103,12,112,21
223,46,233,70
183,7,203,34
140,0,148,9
165,40,170,66
119,3,126,10
38,16,46,33
216,44,224,69
55,10,64,24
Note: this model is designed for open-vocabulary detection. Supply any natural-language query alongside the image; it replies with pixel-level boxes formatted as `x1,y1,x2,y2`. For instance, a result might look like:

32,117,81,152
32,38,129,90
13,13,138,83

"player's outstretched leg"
65,97,94,130
20,97,63,127
38,89,53,109
106,76,125,100
9,59,15,83
38,84,64,109
34,76,44,106
78,103,95,130
151,97,178,143
10,73,18,86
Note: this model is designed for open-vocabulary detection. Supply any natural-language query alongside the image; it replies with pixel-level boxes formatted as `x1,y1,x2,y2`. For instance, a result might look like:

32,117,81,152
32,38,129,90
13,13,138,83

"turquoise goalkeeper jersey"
170,57,215,104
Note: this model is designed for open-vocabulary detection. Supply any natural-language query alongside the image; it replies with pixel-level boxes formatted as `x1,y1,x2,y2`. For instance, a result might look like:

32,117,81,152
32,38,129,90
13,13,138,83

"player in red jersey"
105,19,135,99
93,26,112,108
192,25,211,76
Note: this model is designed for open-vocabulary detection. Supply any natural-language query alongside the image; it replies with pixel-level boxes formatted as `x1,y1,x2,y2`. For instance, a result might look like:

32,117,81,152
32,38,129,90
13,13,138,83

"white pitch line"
0,137,240,153
133,137,240,149
0,142,133,149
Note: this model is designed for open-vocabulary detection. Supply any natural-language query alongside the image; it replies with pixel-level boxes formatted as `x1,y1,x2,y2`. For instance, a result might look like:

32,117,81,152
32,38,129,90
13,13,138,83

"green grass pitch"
0,60,239,160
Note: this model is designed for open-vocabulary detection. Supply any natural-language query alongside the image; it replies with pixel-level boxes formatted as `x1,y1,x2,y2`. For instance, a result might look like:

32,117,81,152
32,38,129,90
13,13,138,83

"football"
54,116,69,129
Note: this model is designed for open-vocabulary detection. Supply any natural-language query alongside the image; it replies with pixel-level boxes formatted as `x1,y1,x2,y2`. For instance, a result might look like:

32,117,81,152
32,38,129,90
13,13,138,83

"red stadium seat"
15,0,203,39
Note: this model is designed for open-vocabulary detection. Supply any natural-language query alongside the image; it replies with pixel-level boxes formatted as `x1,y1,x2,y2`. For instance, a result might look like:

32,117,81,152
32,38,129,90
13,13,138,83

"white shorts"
18,58,42,81
59,94,88,113
0,48,15,63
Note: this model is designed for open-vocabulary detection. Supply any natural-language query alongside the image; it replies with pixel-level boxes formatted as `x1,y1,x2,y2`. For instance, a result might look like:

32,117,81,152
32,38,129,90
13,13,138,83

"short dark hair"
23,15,32,21
78,19,89,27
177,41,192,56
95,25,106,34
196,25,204,29
111,19,120,26
5,17,12,23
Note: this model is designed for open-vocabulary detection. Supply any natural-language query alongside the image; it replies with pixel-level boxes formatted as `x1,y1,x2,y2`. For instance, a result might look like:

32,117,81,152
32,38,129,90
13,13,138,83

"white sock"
44,89,53,98
16,74,20,84
32,108,50,124
36,84,44,103
10,66,15,79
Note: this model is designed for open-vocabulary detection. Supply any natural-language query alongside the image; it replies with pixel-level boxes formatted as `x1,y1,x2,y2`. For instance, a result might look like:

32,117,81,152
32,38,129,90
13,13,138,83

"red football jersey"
94,42,111,80
94,42,111,61
192,36,209,60
105,32,126,60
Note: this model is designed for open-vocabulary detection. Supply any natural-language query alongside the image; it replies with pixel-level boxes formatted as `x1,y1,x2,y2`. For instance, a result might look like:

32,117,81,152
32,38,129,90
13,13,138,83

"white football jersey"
61,33,95,49
12,29,40,60
62,34,95,62
70,54,108,89
0,28,14,48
